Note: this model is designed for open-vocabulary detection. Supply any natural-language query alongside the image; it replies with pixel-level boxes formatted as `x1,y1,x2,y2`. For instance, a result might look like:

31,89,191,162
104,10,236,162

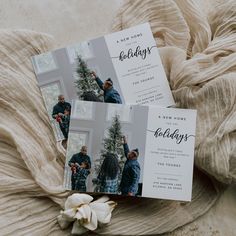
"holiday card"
64,100,196,201
31,23,174,142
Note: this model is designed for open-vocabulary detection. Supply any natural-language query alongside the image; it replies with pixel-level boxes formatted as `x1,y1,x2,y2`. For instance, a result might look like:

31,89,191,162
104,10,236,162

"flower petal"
61,208,77,220
72,220,88,235
57,215,71,229
101,213,112,224
90,201,116,224
83,209,98,231
65,193,93,210
74,210,83,221
106,201,117,210
75,204,91,222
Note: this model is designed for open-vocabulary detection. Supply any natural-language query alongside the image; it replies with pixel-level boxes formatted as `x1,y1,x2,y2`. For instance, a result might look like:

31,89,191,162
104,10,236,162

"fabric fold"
0,0,235,234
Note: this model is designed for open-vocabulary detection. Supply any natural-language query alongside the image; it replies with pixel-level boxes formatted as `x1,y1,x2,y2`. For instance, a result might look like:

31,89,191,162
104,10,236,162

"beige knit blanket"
0,0,235,235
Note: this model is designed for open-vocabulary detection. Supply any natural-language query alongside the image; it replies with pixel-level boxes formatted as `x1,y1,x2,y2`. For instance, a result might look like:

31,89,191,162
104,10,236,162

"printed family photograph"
32,38,124,147
64,100,149,197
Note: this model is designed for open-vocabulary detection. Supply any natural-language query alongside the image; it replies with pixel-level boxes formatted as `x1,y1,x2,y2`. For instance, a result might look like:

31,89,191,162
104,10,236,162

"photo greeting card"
31,23,174,143
64,100,197,201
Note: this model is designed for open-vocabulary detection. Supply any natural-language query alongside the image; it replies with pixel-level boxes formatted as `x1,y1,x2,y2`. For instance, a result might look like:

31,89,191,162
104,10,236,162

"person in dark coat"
120,136,140,196
96,153,120,194
52,95,71,140
91,71,122,104
58,108,70,138
68,146,91,190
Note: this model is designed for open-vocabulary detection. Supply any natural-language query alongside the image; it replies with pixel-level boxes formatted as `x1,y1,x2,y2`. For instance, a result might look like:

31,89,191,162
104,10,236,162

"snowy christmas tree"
93,114,125,191
75,55,102,101
102,114,124,156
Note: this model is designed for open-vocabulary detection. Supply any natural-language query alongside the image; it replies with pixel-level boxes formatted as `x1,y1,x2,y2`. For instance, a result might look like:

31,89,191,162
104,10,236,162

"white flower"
57,193,117,235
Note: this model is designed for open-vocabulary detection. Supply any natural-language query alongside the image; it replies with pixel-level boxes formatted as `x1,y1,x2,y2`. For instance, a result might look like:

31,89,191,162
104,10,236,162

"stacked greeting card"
32,23,197,201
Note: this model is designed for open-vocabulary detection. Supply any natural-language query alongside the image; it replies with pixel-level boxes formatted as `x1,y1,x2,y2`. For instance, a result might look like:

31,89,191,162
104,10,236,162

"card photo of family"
32,37,124,147
64,100,149,196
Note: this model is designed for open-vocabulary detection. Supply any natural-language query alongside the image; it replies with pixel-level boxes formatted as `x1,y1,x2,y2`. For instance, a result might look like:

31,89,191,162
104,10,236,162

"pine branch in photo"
103,115,123,154
75,55,102,101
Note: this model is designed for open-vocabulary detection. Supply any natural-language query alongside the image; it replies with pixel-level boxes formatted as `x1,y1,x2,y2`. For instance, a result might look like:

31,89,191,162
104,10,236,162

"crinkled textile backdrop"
0,0,235,235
